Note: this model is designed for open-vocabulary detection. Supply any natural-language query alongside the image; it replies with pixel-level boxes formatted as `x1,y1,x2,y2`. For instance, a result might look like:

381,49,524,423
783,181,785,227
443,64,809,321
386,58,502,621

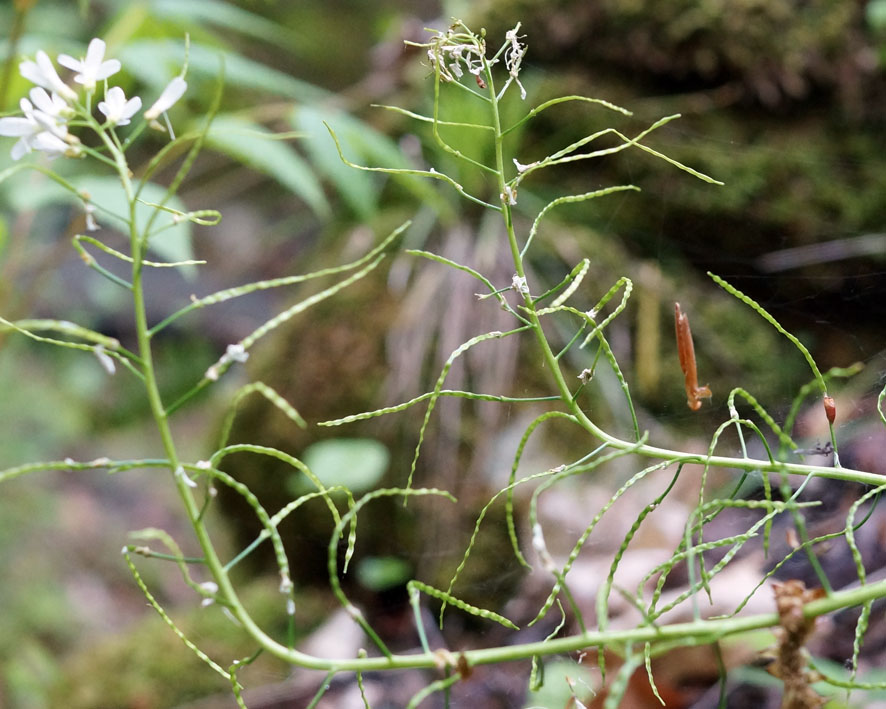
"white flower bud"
144,77,187,120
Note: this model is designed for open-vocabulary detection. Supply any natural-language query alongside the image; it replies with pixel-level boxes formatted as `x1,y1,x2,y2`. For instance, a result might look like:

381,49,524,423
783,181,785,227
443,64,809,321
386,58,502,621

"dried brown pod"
823,395,836,425
674,302,712,411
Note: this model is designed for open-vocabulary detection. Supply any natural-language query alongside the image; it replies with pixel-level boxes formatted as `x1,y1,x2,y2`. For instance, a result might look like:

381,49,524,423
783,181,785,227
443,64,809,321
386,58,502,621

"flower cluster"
426,28,487,83
0,38,187,161
422,22,527,100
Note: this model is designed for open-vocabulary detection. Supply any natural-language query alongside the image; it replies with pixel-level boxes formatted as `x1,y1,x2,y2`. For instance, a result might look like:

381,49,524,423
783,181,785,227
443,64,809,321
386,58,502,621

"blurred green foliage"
465,0,886,376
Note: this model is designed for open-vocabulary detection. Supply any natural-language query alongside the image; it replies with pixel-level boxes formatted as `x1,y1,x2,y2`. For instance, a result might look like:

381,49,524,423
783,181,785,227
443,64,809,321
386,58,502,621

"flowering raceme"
0,37,187,160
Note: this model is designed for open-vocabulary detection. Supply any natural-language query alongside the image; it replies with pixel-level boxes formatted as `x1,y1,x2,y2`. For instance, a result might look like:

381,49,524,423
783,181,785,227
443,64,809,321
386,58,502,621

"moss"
472,0,868,108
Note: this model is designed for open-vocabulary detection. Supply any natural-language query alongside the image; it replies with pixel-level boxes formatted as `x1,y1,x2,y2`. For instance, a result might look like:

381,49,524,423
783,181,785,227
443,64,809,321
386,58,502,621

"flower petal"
10,138,31,160
0,117,36,137
20,51,76,101
85,38,106,69
56,53,81,72
144,77,187,120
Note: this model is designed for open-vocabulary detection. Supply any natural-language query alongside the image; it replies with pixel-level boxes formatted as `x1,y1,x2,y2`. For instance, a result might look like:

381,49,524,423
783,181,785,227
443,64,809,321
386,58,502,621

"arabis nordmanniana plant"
5,21,885,709
0,37,187,161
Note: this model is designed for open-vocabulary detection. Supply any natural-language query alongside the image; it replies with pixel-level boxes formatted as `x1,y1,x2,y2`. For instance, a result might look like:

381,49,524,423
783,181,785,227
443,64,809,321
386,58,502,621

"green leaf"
294,105,445,219
293,106,381,220
149,0,304,50
356,556,411,592
297,438,389,494
205,114,330,218
120,40,329,103
868,0,886,30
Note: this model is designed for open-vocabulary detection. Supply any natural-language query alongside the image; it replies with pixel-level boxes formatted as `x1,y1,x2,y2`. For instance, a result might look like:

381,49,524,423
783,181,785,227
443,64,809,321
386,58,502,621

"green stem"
104,129,315,667
127,576,886,671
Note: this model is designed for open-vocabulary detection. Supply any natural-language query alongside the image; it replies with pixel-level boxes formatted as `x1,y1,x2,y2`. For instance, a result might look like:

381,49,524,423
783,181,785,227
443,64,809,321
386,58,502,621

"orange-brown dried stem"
675,302,712,411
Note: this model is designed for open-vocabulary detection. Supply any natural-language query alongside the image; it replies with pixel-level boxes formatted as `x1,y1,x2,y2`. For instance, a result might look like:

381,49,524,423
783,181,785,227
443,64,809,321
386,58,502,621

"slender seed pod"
675,302,712,411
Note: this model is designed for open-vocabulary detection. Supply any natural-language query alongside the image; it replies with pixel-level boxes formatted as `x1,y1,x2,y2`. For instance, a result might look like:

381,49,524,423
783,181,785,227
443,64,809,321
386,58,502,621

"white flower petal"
84,38,106,69
0,116,35,137
28,87,68,118
123,96,142,118
94,58,121,81
56,53,80,72
20,51,76,101
31,131,69,158
10,138,30,160
144,76,187,120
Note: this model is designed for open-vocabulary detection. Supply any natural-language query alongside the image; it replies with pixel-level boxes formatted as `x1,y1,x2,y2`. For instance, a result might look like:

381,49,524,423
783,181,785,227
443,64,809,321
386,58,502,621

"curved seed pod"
675,302,712,411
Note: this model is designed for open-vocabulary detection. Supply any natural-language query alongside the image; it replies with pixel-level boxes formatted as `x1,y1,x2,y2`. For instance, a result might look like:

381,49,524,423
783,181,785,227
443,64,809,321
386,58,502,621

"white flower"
512,273,529,294
98,86,142,126
29,87,72,121
144,76,187,120
0,96,74,160
19,50,77,102
223,343,249,364
205,342,249,380
22,96,68,140
0,109,38,160
58,38,120,92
